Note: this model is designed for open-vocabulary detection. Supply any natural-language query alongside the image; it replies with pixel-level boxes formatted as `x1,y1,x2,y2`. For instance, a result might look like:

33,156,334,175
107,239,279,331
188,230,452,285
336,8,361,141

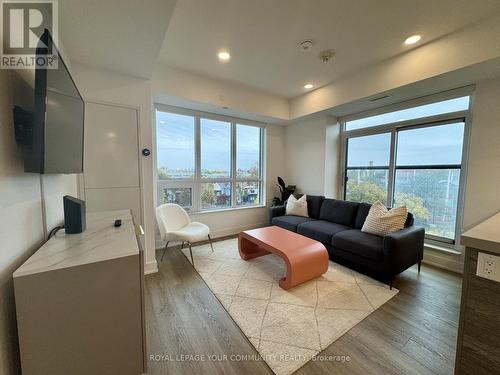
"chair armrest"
383,226,425,271
269,205,286,224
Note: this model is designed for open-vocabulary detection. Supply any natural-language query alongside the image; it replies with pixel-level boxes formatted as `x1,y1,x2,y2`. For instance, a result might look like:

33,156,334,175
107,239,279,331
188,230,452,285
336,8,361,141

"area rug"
181,238,398,375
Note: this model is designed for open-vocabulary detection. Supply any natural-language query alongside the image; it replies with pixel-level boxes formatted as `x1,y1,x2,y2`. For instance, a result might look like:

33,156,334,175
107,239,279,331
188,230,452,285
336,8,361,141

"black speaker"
63,195,86,234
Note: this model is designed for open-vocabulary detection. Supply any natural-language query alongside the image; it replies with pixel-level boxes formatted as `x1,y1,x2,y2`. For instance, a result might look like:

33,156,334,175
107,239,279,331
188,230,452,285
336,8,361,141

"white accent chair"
155,203,213,265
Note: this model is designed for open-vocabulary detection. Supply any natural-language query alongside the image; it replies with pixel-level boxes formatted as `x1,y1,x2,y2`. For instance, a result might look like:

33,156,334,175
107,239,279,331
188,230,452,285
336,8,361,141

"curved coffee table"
238,226,329,290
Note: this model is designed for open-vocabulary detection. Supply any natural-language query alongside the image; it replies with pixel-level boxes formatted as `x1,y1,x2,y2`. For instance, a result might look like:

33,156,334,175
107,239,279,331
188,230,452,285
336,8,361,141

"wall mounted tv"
12,29,84,174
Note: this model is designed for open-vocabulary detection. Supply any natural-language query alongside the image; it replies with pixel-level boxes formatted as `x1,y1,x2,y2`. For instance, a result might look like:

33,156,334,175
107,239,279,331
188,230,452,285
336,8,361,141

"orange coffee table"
238,226,329,290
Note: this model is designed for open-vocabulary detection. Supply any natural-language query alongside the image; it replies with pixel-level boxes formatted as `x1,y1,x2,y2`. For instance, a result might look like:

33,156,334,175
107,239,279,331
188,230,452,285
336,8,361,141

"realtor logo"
1,0,58,69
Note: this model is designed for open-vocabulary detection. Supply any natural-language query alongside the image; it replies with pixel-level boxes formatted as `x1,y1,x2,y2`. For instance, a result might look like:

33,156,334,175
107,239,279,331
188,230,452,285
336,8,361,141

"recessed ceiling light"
404,35,421,45
304,83,314,89
217,50,231,62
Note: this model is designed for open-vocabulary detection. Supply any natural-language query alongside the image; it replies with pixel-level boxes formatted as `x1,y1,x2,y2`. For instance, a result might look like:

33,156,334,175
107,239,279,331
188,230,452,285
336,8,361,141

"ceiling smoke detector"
299,40,313,52
319,50,335,64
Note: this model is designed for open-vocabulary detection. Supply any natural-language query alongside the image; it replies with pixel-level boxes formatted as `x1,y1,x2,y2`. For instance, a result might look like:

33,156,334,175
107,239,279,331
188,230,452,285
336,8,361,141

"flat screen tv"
12,29,84,174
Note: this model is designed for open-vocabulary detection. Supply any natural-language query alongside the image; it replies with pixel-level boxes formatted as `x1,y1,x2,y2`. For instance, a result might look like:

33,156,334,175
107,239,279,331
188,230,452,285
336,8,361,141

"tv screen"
13,29,84,174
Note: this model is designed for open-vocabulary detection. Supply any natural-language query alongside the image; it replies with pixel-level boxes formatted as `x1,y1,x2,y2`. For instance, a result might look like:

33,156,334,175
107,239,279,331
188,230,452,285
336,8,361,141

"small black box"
63,195,86,234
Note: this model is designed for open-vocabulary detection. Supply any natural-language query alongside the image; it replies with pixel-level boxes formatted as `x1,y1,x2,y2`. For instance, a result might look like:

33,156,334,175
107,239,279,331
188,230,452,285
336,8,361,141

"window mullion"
260,127,265,205
194,116,201,212
387,130,397,206
231,122,237,207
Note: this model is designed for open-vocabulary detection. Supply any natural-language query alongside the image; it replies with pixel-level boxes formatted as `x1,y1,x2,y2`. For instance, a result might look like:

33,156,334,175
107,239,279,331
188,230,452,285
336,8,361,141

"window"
156,112,195,179
201,119,231,178
200,119,232,209
345,133,391,205
341,92,470,245
236,124,262,206
345,96,470,131
156,107,264,212
394,123,464,240
157,112,195,210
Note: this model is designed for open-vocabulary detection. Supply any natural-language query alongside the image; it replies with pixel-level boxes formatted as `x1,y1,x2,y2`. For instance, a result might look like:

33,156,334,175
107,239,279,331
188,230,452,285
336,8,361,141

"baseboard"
423,247,464,274
144,260,158,275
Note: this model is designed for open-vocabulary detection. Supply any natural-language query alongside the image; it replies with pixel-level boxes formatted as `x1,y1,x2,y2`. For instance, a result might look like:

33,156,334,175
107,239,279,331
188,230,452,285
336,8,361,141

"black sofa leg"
389,279,393,290
418,260,422,273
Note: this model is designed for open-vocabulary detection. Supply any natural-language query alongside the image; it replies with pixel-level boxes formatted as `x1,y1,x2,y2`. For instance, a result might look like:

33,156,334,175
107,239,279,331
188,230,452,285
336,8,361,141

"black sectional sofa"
269,196,424,287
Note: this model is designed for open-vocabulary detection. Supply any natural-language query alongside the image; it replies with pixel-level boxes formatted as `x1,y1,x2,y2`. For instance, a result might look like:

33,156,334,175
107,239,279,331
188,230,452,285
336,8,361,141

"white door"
83,102,142,224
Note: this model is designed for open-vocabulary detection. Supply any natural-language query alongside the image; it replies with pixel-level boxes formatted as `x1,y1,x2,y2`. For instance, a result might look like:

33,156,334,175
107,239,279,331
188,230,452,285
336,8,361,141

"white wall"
284,116,328,195
41,175,78,231
0,70,79,374
324,117,341,198
152,64,289,122
70,63,157,275
284,114,341,198
464,77,500,228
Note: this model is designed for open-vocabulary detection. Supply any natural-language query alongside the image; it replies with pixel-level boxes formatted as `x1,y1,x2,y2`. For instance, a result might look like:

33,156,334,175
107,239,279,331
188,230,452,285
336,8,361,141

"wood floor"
145,240,462,375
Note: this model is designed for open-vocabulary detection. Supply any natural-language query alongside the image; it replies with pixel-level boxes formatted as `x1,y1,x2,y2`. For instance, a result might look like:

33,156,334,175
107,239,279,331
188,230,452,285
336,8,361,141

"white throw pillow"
361,201,408,236
286,195,308,217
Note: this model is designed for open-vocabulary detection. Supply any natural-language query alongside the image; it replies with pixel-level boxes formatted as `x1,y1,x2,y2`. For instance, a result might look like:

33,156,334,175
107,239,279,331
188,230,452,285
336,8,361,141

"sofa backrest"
354,202,372,229
306,195,325,219
293,194,325,219
319,199,359,227
354,202,414,229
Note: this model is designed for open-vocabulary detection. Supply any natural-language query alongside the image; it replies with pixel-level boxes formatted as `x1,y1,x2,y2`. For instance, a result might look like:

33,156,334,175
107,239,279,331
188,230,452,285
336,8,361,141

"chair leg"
161,241,170,262
188,242,194,266
418,260,422,273
180,241,185,250
208,234,214,252
389,278,394,290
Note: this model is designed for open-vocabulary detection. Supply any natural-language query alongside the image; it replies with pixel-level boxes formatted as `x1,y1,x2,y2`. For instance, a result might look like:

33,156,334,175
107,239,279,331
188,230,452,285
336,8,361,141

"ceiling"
59,0,177,78
159,0,500,98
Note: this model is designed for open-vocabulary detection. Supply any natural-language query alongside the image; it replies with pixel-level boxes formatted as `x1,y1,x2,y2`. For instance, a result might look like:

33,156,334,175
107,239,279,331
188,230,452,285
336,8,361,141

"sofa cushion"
361,201,408,236
319,199,359,226
297,220,350,244
286,194,308,217
306,195,325,219
332,229,384,261
355,202,414,229
272,215,316,232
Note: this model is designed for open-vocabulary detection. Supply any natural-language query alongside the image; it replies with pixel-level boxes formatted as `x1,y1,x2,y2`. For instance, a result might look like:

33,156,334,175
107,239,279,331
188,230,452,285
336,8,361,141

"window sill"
189,204,267,215
424,242,462,256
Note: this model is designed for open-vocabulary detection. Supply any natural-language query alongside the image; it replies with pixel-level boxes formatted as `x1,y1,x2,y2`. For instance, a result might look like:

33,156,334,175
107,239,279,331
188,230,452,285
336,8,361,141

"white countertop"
461,211,500,254
14,210,139,278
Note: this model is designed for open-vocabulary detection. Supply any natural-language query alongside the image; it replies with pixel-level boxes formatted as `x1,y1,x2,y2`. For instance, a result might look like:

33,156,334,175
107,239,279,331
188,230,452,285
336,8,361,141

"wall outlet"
477,252,500,282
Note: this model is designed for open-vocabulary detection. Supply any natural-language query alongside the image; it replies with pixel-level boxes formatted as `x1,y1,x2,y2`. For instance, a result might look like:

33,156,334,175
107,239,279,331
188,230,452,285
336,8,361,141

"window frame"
155,104,265,213
339,87,474,249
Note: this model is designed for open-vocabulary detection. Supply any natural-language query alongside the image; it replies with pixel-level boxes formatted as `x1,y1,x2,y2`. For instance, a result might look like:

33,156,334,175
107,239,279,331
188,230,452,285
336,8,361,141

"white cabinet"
14,210,146,375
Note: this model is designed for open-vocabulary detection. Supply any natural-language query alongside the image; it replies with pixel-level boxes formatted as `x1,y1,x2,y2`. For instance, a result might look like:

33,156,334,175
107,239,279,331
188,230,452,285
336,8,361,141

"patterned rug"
181,238,398,375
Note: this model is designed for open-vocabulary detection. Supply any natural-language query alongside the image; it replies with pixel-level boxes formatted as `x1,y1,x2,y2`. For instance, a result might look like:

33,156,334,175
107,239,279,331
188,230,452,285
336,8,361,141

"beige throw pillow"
361,201,408,236
286,195,308,217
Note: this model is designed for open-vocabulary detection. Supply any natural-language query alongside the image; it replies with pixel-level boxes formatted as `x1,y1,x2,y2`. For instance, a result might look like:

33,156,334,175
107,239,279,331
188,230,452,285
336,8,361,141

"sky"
156,111,260,171
347,122,465,167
